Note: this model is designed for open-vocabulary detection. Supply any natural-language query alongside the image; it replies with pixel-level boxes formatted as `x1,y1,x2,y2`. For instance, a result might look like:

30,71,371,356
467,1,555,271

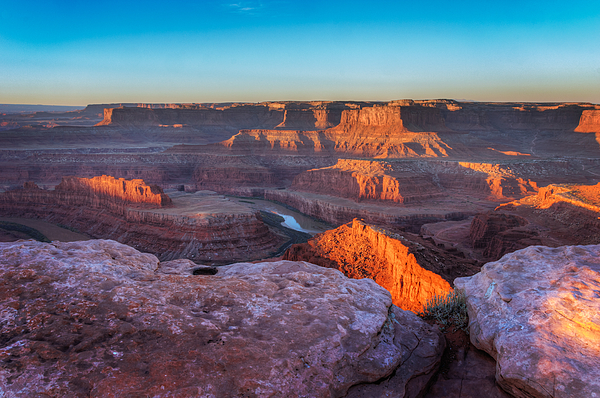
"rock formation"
0,178,281,263
55,175,172,207
467,182,600,260
0,239,444,397
284,219,453,312
292,159,444,204
574,109,600,133
455,244,600,398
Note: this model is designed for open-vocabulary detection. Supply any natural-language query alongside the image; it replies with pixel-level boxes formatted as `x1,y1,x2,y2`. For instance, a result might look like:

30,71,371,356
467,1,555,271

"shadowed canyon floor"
1,100,600,397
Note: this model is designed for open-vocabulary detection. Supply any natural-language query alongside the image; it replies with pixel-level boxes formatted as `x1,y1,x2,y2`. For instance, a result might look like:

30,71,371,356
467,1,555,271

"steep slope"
283,219,453,312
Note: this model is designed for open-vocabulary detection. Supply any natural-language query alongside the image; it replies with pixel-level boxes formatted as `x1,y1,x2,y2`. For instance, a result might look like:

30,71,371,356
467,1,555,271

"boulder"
455,245,600,398
0,239,444,397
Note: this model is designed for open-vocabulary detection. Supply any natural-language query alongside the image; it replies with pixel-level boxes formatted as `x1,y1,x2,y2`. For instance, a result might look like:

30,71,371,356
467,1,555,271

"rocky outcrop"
0,179,280,263
193,166,278,190
216,128,454,158
533,182,600,212
455,245,600,398
55,175,172,207
438,162,539,201
574,109,600,133
92,101,597,137
284,219,452,312
0,239,444,397
292,159,444,204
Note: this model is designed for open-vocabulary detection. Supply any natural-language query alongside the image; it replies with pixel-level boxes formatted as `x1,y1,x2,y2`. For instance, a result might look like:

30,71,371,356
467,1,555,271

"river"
228,197,332,235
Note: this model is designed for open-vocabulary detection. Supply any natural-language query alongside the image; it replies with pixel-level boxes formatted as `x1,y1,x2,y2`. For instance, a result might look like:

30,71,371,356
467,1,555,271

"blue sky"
1,0,599,105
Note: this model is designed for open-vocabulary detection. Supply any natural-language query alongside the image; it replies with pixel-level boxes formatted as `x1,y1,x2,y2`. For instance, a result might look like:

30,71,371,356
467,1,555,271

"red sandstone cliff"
283,219,452,312
55,175,172,207
574,109,600,133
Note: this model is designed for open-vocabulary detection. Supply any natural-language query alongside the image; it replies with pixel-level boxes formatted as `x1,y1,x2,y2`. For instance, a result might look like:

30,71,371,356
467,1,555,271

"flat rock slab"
0,239,443,397
455,245,600,398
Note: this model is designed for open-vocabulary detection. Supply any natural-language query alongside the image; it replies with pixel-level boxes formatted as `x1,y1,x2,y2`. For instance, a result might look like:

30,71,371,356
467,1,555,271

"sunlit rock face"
55,175,172,207
575,109,600,133
284,219,452,313
455,245,600,398
0,240,444,397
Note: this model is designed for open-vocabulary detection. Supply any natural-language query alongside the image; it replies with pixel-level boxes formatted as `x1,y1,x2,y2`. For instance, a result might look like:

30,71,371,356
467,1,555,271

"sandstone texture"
0,239,444,397
284,219,452,312
55,175,172,207
455,245,600,398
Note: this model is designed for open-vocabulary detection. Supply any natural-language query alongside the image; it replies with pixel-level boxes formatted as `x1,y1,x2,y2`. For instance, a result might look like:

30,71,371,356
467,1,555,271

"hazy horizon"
2,0,599,106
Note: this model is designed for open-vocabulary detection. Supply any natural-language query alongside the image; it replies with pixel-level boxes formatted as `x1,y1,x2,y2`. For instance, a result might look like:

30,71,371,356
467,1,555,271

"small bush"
419,290,468,333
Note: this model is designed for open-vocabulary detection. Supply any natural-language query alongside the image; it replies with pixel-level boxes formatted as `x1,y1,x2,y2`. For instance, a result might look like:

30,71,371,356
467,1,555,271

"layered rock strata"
455,245,600,398
0,239,444,397
574,109,600,133
469,182,600,260
284,219,452,312
55,175,172,207
292,159,444,204
264,189,469,232
0,179,279,263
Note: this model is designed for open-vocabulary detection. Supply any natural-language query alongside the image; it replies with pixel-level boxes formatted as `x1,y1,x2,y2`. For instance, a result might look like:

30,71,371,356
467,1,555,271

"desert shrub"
418,290,468,333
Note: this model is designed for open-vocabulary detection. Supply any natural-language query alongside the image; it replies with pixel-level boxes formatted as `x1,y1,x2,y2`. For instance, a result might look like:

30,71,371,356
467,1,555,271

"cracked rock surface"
455,244,600,398
0,239,443,397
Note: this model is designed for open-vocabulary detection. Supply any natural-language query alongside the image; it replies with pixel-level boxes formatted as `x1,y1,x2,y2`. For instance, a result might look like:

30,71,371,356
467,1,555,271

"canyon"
1,99,599,397
0,177,283,264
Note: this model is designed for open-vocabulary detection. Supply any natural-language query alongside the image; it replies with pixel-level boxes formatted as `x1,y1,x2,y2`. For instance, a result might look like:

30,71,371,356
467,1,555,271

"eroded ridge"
284,219,453,313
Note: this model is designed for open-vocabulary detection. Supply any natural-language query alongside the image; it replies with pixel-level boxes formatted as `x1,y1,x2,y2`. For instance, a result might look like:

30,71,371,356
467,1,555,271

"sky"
1,0,599,105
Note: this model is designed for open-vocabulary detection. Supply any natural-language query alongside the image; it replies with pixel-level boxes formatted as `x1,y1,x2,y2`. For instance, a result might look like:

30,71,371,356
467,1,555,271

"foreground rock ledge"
455,245,600,398
0,240,443,397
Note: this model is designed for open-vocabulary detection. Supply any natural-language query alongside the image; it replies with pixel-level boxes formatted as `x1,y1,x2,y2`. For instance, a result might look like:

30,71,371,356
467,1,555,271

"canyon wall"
468,213,538,259
264,189,466,231
96,104,283,129
0,178,280,263
94,100,598,137
284,219,452,312
468,182,600,261
574,109,600,133
55,175,172,207
292,159,444,203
